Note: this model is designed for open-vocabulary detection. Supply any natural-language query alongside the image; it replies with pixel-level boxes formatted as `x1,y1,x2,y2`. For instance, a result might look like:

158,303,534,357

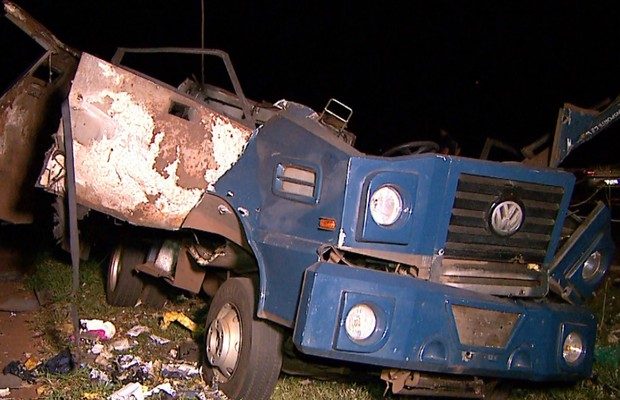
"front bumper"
293,262,596,381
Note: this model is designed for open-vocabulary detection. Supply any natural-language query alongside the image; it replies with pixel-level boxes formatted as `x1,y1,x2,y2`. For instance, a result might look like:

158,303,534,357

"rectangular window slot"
168,101,195,121
275,164,318,201
32,62,61,84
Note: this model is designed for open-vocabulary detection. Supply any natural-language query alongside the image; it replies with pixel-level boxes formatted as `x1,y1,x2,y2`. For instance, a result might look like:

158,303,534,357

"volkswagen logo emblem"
489,200,524,236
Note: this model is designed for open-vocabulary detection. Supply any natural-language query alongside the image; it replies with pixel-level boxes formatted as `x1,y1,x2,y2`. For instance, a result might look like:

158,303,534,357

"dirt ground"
0,247,41,399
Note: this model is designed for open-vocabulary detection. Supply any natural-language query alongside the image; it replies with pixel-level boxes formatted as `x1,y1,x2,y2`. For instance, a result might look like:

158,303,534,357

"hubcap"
206,303,242,381
107,246,123,292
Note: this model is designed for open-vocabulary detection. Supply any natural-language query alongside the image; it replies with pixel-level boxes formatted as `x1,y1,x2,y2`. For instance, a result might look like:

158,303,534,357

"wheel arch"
183,193,250,251
182,193,274,323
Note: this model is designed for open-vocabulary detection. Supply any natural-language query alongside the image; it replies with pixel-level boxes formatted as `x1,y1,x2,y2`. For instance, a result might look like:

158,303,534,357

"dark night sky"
3,1,620,157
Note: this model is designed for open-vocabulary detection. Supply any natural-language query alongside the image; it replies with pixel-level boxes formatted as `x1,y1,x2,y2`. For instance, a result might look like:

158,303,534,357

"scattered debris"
117,355,141,370
81,319,117,340
24,356,39,370
91,343,105,355
112,338,138,351
145,382,176,397
160,312,198,332
109,382,145,400
178,389,209,399
126,325,150,338
2,360,36,383
89,368,111,384
202,386,227,400
114,355,155,384
36,386,48,396
41,348,75,375
149,334,170,345
95,347,114,368
161,363,201,379
177,339,200,363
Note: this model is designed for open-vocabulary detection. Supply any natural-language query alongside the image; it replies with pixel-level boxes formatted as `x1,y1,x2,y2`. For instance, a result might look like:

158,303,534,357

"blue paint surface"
294,262,596,381
341,155,574,263
209,105,611,383
550,203,615,304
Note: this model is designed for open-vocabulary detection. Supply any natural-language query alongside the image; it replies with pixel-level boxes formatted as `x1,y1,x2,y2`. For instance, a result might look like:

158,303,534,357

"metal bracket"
319,98,352,132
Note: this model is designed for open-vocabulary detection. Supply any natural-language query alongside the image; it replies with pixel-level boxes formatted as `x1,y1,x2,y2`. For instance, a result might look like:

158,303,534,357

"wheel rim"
107,246,123,293
206,302,242,382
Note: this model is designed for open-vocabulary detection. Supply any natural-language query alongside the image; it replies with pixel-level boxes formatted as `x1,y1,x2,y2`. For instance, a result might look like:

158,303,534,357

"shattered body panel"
0,1,78,223
549,97,620,167
39,54,252,229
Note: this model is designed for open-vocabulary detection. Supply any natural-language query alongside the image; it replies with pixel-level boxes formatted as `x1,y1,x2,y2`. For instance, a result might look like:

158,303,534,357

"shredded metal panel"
38,54,252,229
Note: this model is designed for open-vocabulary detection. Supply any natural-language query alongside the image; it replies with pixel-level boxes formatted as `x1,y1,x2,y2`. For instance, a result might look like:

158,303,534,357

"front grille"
444,173,564,264
439,259,548,297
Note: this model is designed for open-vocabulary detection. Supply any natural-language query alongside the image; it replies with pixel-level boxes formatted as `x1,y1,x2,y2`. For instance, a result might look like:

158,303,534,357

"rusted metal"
2,1,78,58
380,369,485,398
0,1,78,223
167,248,205,293
39,53,253,230
111,47,256,128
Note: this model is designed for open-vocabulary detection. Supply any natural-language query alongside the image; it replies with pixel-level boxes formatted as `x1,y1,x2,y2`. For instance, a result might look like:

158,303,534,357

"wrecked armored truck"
33,49,615,399
1,3,614,399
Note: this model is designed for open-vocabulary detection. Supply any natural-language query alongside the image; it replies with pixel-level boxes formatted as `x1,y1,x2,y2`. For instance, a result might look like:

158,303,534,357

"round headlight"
582,251,602,281
562,332,584,365
369,186,403,226
345,304,377,341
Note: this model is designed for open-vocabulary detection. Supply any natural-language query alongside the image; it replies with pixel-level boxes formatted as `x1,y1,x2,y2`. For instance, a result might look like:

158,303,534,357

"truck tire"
106,243,145,306
138,244,168,308
140,281,168,308
203,277,282,400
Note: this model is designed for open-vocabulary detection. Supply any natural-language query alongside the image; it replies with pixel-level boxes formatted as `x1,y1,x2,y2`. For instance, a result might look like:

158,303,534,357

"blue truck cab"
201,100,614,397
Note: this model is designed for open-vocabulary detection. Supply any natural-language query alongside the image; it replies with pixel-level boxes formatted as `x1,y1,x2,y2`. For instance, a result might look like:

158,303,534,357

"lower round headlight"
345,304,377,341
562,332,584,365
582,251,602,281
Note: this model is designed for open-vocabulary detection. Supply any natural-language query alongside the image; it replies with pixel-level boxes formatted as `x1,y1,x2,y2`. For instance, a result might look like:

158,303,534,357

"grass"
273,376,386,400
26,251,209,398
24,251,620,399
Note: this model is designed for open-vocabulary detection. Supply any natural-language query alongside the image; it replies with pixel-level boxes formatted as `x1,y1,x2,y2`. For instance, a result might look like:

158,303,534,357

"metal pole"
201,0,205,85
62,100,81,362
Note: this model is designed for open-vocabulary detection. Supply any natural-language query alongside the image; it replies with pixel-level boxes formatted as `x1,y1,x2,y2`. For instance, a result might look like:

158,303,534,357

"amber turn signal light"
318,217,337,231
